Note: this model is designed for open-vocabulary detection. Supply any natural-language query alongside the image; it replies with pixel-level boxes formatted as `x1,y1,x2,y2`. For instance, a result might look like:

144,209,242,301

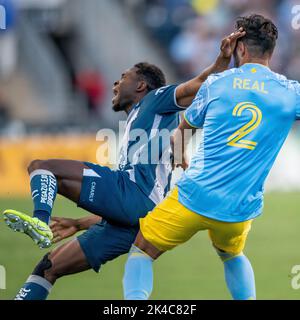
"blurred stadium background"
1,0,300,299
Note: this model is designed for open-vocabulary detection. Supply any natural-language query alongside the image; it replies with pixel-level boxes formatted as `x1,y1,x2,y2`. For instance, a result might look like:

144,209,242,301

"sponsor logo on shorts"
89,181,97,202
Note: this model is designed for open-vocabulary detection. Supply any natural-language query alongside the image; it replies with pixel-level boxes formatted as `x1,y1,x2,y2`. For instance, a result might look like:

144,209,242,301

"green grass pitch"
0,192,300,300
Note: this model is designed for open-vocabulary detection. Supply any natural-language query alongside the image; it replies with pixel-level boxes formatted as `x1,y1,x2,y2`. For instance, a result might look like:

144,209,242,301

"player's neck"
125,94,146,115
125,104,134,115
241,58,270,68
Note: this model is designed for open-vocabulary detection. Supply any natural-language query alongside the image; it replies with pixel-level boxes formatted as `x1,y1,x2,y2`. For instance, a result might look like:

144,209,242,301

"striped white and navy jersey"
118,85,183,205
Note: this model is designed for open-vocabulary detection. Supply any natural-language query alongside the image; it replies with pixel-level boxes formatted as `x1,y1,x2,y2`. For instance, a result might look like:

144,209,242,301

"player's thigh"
46,238,91,280
208,219,253,256
78,163,154,226
140,187,206,252
78,164,123,223
77,220,139,272
30,159,88,181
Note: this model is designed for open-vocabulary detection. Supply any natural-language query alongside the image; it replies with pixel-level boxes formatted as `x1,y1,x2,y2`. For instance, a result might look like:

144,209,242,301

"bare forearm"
197,54,230,83
76,215,102,231
171,119,196,168
186,54,231,93
176,54,230,107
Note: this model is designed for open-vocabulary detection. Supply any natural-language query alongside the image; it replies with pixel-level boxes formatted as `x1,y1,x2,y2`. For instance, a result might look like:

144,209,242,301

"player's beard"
112,99,133,112
112,103,124,112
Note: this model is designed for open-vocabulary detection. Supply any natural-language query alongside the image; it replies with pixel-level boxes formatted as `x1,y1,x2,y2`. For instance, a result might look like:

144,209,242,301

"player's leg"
3,159,89,248
4,160,154,249
123,187,204,300
208,219,256,300
123,232,163,300
27,159,89,221
15,239,90,300
15,220,139,300
77,163,155,227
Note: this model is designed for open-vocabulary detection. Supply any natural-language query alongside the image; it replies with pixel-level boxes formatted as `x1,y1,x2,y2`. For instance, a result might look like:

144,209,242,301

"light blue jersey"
177,63,300,222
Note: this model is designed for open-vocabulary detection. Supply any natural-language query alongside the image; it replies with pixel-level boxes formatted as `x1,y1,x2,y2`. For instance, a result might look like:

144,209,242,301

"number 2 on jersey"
227,102,262,150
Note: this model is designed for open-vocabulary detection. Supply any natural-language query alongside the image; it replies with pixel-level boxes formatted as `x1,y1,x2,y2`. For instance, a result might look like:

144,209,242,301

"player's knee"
27,159,42,174
214,245,242,262
32,252,64,284
32,253,55,281
57,179,69,196
27,159,53,174
134,233,163,260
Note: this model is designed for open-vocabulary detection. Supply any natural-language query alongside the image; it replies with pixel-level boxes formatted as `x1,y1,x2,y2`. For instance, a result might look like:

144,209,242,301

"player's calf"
28,159,86,203
214,247,256,300
123,245,154,300
15,251,66,300
123,232,164,300
27,160,58,225
15,253,53,300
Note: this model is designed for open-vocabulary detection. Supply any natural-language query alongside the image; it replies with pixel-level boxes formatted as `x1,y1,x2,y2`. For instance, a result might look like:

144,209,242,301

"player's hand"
50,217,80,243
172,153,189,171
219,28,246,59
175,159,189,171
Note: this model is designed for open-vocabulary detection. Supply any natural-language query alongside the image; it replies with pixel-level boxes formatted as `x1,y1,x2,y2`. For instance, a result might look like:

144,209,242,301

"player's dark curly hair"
236,14,278,56
134,62,166,92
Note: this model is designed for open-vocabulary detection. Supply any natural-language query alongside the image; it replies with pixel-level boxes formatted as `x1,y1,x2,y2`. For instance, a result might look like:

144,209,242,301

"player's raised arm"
175,28,246,107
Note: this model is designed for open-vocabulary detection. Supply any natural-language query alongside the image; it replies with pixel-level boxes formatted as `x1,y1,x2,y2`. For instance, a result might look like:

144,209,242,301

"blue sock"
123,245,153,300
30,169,58,224
221,253,256,300
15,275,52,300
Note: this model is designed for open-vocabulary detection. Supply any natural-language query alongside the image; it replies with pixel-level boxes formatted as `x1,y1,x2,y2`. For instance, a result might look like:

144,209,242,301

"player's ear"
237,41,246,57
136,80,148,93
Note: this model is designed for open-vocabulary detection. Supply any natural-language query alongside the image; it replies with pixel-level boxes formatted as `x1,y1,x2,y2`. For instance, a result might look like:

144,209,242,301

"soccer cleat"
3,209,53,249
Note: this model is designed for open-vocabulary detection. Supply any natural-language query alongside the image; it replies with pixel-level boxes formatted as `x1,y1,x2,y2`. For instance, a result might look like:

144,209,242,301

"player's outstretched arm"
50,215,101,243
176,28,245,107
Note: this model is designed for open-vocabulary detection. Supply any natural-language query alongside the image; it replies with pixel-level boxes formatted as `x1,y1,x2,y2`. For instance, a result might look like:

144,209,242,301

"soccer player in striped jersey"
3,30,245,300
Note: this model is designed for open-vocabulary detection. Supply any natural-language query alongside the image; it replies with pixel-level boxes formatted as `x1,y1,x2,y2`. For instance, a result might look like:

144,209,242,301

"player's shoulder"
141,85,175,106
205,68,241,87
146,85,177,99
268,71,300,95
139,84,178,114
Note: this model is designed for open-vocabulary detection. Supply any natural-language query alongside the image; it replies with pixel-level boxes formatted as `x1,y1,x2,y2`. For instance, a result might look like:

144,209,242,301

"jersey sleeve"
184,81,209,128
152,85,186,114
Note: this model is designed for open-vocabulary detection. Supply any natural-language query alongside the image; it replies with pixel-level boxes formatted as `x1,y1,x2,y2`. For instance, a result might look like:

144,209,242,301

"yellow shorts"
140,187,252,255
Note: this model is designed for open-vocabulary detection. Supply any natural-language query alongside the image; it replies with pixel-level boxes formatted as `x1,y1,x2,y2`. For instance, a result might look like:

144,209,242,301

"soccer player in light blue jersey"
123,14,300,300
